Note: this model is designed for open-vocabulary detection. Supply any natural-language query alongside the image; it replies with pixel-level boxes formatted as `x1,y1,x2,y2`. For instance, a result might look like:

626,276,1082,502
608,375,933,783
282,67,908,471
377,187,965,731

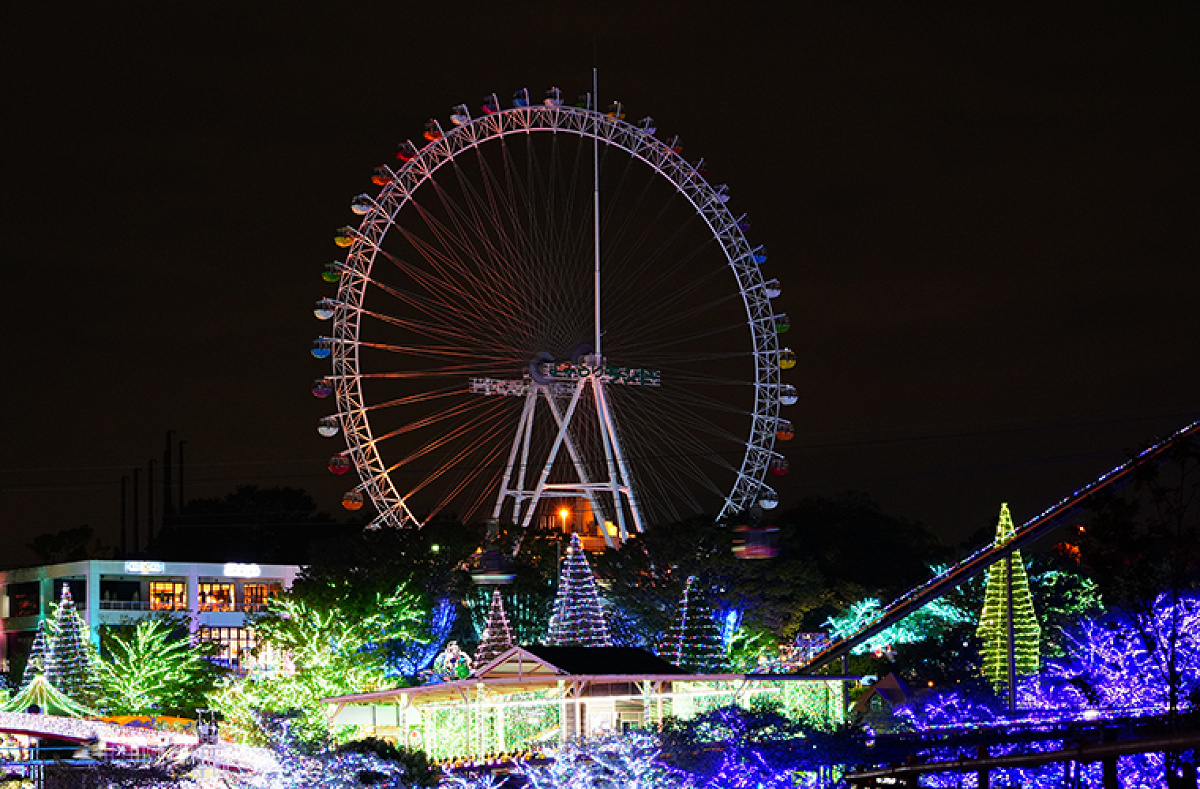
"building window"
197,626,257,669
6,582,39,618
149,582,186,611
198,583,234,612
242,583,281,611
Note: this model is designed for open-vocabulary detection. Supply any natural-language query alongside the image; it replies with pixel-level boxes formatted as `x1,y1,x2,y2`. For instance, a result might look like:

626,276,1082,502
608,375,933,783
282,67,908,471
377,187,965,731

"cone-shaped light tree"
977,503,1041,690
20,620,50,689
660,575,729,673
546,533,612,647
474,589,516,669
45,584,102,708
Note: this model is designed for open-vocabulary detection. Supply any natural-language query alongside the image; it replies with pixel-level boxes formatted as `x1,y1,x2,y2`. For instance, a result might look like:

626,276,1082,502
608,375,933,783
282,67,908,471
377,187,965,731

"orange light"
558,508,569,520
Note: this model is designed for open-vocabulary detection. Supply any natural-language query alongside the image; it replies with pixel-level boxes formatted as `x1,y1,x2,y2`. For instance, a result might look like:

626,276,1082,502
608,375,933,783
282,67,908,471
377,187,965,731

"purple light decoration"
900,593,1200,787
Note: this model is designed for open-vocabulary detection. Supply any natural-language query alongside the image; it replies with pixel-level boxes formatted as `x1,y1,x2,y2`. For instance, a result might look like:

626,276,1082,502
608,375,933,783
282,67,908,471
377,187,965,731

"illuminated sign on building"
124,561,166,575
223,563,261,578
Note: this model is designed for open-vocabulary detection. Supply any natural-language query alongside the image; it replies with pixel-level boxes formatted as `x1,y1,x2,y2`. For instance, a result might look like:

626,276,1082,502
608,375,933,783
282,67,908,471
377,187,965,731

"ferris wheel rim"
326,101,784,529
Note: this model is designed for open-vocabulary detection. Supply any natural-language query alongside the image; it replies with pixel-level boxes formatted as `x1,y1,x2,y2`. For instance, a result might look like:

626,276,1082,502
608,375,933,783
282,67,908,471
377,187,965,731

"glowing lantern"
423,119,444,141
322,262,342,283
313,298,337,320
775,419,794,441
333,227,355,248
311,338,333,359
768,457,789,476
317,416,340,438
779,348,796,370
328,455,351,475
371,166,393,186
312,378,334,398
342,491,364,511
350,194,374,215
779,384,798,405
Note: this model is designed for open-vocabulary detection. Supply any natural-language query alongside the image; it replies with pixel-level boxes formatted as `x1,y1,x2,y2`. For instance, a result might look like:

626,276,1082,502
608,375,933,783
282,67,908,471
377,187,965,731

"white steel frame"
326,100,784,533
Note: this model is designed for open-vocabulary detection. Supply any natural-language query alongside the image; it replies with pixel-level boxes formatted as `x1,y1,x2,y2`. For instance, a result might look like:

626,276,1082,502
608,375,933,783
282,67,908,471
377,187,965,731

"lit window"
149,582,186,611
198,582,234,612
242,583,281,611
197,626,258,669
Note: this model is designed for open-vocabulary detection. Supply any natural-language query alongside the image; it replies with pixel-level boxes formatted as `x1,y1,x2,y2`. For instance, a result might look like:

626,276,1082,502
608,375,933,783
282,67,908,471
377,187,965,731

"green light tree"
473,588,516,669
212,584,424,747
98,617,223,716
661,575,729,673
976,503,1041,690
45,584,102,708
546,533,612,647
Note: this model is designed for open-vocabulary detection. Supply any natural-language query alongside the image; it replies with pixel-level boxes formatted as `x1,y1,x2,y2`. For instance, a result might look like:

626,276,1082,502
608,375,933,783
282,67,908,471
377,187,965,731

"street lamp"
558,507,570,532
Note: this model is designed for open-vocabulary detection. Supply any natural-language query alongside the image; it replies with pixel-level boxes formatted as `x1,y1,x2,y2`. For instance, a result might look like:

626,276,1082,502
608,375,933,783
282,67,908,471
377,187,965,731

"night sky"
4,2,1197,569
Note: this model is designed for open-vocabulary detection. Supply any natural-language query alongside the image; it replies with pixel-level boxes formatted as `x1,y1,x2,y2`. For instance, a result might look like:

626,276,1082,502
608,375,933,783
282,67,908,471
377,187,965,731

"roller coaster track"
799,418,1200,673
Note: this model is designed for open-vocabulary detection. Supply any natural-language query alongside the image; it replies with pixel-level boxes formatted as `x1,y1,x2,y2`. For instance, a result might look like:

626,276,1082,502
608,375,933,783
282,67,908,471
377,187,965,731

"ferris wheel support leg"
492,387,540,523
519,382,588,530
540,385,610,546
590,379,637,545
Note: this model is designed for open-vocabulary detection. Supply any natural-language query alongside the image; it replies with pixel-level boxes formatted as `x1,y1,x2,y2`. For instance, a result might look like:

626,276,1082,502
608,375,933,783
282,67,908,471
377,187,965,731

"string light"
473,589,516,669
659,576,729,673
545,534,612,647
977,503,1041,687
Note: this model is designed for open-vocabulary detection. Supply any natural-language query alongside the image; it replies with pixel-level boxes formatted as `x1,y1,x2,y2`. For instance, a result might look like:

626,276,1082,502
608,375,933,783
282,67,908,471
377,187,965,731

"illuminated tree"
546,533,612,647
45,584,102,708
474,589,516,669
660,575,729,673
20,620,50,689
98,617,222,715
976,503,1041,689
379,597,456,679
214,585,424,746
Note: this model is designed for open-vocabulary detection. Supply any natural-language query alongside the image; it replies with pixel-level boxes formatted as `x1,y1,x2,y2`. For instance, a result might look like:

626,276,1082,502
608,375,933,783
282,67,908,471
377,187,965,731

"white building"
0,559,299,673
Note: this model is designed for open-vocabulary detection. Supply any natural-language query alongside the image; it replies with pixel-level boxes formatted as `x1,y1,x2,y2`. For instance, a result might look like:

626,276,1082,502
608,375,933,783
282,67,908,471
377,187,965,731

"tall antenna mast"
592,66,602,360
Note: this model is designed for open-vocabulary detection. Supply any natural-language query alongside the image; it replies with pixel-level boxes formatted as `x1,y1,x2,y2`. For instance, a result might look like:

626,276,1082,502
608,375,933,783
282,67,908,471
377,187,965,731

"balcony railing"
97,601,269,613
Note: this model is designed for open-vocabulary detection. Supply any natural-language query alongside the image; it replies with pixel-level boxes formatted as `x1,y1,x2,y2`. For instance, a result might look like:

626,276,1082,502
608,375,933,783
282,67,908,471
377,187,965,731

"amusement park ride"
312,76,794,549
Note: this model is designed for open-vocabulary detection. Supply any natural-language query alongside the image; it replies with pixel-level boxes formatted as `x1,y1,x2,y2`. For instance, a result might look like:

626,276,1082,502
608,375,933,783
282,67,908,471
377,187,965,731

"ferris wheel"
311,85,796,546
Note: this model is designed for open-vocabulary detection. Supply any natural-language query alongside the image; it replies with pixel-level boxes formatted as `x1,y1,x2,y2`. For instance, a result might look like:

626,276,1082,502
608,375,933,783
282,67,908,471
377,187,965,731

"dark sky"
3,2,1197,569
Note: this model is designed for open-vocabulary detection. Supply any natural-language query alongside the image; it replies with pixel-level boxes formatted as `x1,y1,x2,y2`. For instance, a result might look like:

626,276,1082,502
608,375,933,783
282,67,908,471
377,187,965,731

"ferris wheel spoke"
417,421,514,522
385,396,513,475
396,205,533,324
358,386,467,412
398,402,516,503
614,388,745,446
